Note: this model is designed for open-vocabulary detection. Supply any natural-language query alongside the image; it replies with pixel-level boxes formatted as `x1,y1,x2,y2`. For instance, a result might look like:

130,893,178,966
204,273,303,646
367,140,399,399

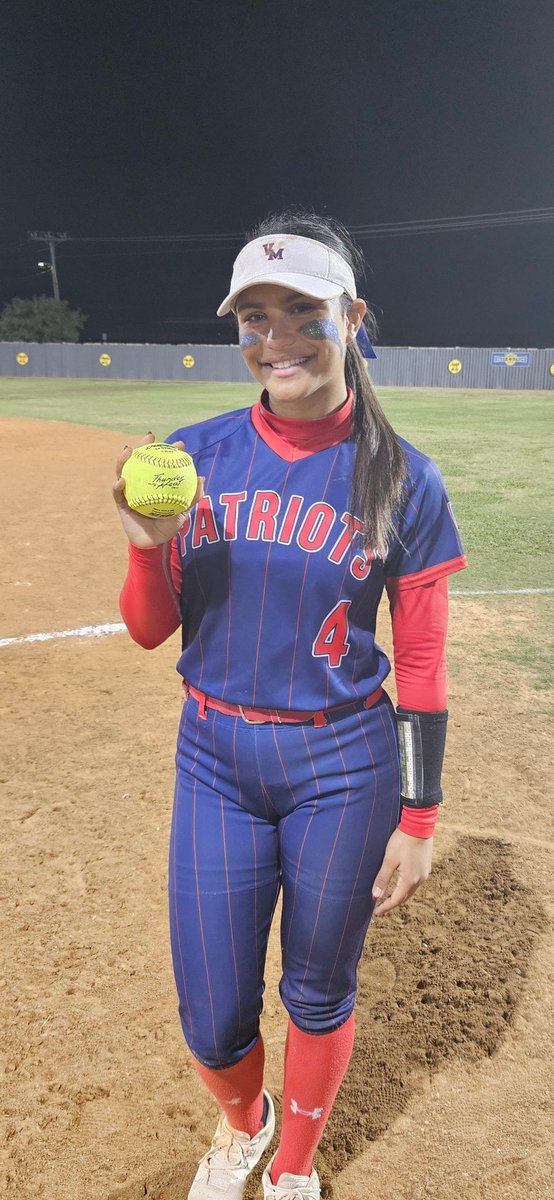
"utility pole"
28,231,67,301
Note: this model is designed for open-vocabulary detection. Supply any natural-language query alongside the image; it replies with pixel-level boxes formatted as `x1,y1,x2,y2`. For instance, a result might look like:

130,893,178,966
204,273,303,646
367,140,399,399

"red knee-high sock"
191,1035,265,1138
271,1015,355,1183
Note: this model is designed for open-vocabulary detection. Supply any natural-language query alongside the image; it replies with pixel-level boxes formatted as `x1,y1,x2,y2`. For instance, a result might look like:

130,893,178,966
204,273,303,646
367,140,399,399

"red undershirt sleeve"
386,575,449,838
119,540,182,649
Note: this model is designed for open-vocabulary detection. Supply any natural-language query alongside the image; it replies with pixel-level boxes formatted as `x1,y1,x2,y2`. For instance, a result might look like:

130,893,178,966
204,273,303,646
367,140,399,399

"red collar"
251,389,354,462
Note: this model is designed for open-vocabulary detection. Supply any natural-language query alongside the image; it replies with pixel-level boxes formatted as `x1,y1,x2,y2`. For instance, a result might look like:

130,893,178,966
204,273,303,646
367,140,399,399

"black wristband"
395,708,448,808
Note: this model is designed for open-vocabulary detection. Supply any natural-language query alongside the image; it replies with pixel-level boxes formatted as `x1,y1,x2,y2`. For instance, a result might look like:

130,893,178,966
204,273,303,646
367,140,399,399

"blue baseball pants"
168,691,400,1068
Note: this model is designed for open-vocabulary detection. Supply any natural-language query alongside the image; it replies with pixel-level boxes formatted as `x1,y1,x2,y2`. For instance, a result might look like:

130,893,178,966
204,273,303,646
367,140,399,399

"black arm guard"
395,708,448,808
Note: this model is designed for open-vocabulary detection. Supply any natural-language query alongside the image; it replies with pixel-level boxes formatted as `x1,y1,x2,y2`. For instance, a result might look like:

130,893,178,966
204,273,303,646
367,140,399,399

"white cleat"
261,1152,321,1199
187,1090,275,1199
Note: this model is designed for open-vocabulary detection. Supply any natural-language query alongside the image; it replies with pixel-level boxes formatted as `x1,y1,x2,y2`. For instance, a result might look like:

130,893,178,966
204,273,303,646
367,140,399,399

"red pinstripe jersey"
166,400,466,710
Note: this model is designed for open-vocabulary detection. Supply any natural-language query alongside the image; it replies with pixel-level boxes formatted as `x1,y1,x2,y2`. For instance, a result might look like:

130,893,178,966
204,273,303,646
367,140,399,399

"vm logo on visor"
263,242,284,260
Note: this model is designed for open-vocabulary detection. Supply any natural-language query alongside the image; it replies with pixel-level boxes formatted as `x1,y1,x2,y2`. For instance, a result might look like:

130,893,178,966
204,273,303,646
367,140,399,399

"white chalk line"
0,622,125,648
1,587,553,648
451,587,554,596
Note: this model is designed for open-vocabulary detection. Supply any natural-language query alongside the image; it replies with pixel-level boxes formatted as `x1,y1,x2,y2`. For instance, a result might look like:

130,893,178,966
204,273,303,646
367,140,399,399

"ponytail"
344,306,406,555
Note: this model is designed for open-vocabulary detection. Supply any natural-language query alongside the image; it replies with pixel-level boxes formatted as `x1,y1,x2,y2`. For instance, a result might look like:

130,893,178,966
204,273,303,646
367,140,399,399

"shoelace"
202,1127,251,1173
274,1190,314,1200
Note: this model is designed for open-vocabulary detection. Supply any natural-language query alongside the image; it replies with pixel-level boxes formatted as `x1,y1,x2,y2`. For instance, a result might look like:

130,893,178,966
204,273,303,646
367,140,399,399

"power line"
353,210,554,240
60,206,554,248
65,231,242,245
350,206,554,231
0,207,545,267
65,213,554,257
51,244,221,259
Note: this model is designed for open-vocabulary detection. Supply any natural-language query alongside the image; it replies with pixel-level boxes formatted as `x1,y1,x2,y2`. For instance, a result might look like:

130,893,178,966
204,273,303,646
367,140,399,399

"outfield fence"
1,341,553,389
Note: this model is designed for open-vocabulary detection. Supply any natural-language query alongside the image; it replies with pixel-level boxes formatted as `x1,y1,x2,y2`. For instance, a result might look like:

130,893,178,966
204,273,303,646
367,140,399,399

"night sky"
2,0,553,347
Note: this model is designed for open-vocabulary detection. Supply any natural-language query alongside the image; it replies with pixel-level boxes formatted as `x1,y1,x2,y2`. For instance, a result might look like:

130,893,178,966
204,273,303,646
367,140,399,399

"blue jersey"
167,406,465,710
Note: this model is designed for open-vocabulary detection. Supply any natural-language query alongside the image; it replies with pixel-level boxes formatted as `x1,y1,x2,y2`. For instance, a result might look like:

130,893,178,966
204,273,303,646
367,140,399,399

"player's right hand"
112,432,204,548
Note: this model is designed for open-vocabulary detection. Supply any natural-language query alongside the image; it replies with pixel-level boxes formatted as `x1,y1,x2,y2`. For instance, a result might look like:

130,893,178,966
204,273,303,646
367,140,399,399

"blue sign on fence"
491,351,530,367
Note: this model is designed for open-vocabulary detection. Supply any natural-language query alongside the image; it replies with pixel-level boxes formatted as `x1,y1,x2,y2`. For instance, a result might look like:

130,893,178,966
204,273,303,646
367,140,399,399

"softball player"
114,210,466,1200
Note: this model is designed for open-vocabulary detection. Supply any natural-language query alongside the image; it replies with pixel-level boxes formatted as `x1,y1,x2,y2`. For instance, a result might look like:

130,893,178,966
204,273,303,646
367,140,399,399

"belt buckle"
238,704,267,725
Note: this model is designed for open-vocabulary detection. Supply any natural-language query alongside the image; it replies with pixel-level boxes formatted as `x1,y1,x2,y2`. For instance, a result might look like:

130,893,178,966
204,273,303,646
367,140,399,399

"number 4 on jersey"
312,600,351,668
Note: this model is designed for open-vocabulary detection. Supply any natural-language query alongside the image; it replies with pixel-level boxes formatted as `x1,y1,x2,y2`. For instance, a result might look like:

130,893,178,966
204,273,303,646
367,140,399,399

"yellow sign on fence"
448,359,462,374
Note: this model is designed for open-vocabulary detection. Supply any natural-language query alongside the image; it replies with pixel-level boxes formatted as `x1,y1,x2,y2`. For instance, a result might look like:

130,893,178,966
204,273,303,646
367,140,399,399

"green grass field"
1,377,553,595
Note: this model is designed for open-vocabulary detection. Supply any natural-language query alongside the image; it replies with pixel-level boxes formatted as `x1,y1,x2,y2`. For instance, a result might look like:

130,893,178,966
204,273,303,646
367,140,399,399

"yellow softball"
121,442,198,518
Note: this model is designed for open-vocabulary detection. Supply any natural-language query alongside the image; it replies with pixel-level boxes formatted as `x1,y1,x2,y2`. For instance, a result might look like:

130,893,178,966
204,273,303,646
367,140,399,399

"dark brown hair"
244,207,407,556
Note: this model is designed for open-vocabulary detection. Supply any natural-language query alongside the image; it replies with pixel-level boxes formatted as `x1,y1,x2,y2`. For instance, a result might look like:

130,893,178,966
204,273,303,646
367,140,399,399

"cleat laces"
200,1124,258,1178
275,1192,311,1200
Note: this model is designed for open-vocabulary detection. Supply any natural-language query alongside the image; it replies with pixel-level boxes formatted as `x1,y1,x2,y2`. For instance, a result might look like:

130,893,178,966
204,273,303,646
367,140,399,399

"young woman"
113,210,467,1200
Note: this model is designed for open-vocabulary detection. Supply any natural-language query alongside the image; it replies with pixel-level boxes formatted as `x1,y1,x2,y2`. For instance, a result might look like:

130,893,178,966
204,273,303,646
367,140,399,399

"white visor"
217,234,357,317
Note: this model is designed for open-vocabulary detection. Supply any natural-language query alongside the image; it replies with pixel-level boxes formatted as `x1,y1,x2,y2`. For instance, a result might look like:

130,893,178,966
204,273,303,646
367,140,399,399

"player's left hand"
371,828,433,917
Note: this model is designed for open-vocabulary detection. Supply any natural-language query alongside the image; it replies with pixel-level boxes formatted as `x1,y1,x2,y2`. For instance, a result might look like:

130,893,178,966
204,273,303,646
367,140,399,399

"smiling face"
236,283,366,419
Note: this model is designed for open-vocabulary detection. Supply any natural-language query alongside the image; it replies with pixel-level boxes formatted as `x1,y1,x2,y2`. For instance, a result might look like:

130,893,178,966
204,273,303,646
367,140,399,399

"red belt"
184,682,383,727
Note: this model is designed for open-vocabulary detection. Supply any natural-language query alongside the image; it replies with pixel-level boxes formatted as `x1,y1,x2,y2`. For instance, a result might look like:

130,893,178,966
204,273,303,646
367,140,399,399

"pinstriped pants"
168,691,400,1068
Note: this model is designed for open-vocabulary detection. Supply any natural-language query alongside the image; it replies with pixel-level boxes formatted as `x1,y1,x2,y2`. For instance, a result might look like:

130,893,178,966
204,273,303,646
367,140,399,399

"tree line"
0,297,86,342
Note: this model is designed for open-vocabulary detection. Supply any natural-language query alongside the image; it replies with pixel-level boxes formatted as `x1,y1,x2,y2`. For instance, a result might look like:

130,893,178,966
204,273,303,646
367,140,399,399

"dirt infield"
1,419,552,1199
